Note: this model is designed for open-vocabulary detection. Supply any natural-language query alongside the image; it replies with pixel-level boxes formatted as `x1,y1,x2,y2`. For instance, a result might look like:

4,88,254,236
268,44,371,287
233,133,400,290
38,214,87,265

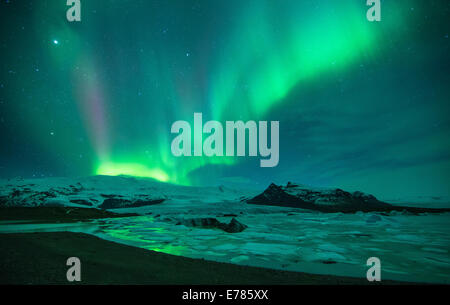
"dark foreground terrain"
0,232,408,285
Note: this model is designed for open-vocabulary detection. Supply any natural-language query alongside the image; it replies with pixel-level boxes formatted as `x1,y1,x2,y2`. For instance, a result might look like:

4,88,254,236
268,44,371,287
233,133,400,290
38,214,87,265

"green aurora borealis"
0,0,449,198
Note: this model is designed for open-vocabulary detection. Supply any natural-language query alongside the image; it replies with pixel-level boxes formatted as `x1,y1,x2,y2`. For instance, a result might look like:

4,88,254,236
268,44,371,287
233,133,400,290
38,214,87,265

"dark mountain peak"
247,183,450,214
286,182,299,188
268,182,280,188
247,182,391,213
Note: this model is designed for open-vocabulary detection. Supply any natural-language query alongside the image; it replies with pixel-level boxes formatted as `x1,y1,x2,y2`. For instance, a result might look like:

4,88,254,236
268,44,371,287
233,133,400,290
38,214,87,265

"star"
53,40,59,45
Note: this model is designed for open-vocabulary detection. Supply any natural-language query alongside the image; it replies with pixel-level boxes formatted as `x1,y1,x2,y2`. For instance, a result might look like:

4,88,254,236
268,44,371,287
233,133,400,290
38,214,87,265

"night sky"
0,0,449,199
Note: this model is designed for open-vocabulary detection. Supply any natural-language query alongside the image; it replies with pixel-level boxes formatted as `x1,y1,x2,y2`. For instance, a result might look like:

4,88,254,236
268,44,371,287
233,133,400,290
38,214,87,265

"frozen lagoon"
1,201,449,284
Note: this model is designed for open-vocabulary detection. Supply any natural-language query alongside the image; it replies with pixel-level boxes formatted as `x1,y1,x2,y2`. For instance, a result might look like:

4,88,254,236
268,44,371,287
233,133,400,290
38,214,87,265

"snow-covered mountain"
247,182,450,213
1,176,449,214
247,182,390,212
0,175,252,209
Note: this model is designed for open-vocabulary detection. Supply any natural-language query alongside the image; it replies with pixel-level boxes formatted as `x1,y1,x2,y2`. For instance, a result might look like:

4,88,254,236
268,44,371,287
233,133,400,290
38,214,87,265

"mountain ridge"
247,182,450,214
